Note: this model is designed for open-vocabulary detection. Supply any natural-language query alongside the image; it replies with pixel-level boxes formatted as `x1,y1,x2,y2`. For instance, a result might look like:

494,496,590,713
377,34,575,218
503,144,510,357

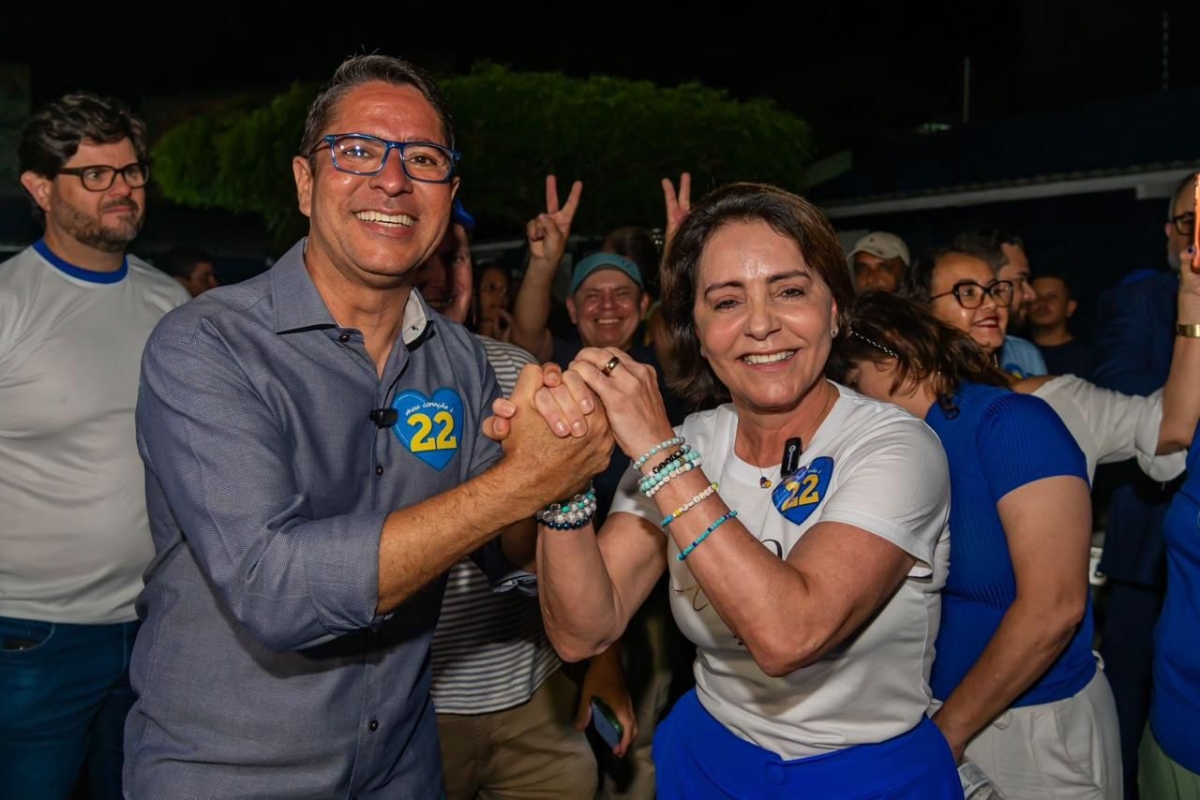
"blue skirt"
654,690,963,799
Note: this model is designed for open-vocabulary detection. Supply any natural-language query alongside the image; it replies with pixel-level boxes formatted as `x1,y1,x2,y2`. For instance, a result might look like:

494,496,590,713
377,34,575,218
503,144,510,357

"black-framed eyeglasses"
1170,211,1195,236
929,279,1015,309
309,133,460,183
56,162,150,192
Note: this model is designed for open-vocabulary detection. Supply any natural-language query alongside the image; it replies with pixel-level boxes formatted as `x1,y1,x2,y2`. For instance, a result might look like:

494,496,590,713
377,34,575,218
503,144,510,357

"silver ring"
600,355,622,376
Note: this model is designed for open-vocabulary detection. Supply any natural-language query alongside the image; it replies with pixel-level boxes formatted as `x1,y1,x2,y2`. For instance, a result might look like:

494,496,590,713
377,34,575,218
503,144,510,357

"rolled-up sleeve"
138,324,383,652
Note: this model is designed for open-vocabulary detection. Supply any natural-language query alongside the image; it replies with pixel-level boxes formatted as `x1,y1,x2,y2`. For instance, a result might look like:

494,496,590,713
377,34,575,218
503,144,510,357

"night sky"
9,2,1199,158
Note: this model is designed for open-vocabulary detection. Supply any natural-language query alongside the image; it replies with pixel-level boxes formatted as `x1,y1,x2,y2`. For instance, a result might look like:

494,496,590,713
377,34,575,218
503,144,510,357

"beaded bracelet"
645,459,702,498
677,510,738,561
652,444,692,475
534,485,598,530
661,482,719,528
639,450,703,496
634,437,684,471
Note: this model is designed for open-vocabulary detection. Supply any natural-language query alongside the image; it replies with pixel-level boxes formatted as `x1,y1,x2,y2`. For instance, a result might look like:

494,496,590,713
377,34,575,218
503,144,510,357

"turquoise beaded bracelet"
634,436,684,471
677,510,738,561
639,449,702,496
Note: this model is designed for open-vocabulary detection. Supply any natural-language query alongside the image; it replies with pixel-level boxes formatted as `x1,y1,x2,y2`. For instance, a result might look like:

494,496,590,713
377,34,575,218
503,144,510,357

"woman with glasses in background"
903,247,1198,482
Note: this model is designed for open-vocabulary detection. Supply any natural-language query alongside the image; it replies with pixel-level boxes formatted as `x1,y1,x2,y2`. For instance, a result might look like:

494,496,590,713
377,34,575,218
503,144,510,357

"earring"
831,327,839,337
699,348,706,357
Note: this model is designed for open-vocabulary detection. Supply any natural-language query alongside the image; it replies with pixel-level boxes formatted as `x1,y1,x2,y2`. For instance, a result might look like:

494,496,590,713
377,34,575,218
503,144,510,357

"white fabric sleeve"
815,419,951,578
1045,376,1185,482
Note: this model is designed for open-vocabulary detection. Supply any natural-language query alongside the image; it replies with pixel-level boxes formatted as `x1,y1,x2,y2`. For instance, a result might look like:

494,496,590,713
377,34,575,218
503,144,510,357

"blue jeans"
0,615,139,800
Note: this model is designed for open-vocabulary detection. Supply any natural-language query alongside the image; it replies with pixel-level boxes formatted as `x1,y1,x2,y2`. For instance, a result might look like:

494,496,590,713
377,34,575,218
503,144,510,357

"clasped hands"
485,348,675,478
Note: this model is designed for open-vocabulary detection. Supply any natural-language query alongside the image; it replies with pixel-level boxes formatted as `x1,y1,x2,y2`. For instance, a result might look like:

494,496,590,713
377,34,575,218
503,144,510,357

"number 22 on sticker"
407,411,457,452
781,474,821,511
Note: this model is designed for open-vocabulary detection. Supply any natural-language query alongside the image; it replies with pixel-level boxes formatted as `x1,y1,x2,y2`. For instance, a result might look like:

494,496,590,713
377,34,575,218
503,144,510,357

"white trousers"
965,667,1123,799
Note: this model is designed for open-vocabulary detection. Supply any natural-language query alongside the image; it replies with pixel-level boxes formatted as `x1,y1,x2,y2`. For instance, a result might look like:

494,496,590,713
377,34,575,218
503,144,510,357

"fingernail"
572,420,586,436
555,422,568,435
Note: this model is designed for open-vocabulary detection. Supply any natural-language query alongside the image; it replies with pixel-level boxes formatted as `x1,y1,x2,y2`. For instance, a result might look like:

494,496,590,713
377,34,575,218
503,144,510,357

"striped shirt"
430,336,562,713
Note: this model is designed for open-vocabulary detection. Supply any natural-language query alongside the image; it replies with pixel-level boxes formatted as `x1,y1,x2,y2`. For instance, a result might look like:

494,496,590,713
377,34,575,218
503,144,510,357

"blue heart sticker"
391,388,464,471
771,456,834,525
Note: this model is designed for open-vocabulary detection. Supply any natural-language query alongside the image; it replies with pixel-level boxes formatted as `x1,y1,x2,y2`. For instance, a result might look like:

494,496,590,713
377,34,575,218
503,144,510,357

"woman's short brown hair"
659,182,854,409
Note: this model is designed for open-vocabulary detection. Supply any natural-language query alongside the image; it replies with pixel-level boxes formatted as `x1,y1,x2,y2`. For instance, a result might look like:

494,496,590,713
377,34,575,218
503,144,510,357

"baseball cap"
568,253,644,296
847,232,910,268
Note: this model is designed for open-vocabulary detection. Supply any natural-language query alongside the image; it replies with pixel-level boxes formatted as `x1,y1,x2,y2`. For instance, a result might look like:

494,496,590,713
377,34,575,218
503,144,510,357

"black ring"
601,355,622,376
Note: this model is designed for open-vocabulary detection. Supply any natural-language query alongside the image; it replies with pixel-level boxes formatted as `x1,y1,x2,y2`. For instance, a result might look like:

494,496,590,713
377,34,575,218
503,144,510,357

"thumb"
510,364,544,406
482,415,510,442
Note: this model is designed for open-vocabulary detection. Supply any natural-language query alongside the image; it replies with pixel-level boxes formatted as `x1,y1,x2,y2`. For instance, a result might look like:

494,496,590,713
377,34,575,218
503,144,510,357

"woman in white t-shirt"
530,183,963,798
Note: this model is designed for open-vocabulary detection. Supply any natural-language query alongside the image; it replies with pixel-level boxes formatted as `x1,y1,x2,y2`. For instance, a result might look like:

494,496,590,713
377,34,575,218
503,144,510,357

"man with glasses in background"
0,92,189,800
125,55,612,798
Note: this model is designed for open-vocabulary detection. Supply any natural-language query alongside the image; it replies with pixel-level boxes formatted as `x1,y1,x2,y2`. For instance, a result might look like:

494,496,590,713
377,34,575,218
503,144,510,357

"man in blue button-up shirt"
124,55,612,799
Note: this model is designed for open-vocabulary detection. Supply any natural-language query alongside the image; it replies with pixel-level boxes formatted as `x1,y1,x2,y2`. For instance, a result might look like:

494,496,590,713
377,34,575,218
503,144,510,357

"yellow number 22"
408,411,458,452
781,473,821,511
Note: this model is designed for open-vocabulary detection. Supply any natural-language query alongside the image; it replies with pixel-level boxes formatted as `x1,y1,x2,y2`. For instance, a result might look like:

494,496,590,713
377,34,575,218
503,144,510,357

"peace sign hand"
526,174,583,263
662,172,691,247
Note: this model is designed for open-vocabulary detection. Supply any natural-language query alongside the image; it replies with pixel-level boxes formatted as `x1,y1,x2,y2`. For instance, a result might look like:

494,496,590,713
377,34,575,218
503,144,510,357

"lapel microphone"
781,437,803,478
369,408,399,428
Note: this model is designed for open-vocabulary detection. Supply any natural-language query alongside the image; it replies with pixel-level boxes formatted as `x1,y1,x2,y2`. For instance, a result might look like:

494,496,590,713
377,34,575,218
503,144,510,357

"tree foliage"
152,64,816,246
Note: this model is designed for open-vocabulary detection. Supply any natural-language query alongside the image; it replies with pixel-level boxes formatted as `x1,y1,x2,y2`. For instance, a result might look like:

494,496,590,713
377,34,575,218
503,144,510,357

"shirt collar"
33,239,128,284
271,237,432,346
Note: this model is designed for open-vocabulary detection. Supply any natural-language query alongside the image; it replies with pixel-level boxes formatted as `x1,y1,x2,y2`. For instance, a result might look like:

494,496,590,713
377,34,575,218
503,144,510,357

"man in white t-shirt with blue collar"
0,91,189,800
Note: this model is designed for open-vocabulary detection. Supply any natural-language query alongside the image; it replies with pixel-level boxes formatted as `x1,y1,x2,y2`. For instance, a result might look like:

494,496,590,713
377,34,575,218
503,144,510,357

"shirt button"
765,763,786,784
375,465,384,476
338,332,351,343
368,719,379,732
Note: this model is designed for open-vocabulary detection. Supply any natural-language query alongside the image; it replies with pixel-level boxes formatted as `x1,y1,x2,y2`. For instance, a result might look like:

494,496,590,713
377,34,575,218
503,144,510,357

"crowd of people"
2,52,1199,800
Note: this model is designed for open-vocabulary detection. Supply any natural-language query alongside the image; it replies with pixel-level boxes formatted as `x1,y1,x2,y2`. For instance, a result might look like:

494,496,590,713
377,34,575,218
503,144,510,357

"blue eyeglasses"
309,133,460,183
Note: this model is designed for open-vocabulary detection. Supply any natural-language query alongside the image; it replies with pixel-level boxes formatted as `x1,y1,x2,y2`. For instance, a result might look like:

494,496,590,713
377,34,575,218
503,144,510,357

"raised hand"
500,364,613,500
569,347,675,463
526,174,583,264
484,363,599,442
661,172,691,246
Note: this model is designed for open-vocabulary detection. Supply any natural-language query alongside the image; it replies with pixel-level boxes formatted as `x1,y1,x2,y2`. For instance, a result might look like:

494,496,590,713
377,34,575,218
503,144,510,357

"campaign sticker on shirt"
771,456,834,525
392,388,463,471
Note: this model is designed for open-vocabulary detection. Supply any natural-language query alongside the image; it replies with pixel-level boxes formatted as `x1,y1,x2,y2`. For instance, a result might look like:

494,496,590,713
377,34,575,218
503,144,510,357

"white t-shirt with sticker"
609,382,952,759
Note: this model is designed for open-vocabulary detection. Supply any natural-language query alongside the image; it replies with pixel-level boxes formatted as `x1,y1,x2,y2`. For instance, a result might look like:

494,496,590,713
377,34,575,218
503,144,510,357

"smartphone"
589,696,624,750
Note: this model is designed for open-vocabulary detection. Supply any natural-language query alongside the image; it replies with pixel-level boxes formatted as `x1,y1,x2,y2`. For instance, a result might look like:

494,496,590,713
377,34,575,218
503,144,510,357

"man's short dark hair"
299,54,455,159
18,91,148,225
1031,272,1074,300
158,246,214,280
951,226,1025,273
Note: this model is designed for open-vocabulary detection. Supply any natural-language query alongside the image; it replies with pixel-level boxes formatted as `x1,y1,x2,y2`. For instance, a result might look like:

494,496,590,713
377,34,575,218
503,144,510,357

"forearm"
651,468,839,675
934,595,1081,751
511,256,557,361
537,521,625,660
500,518,537,572
377,460,547,612
1159,294,1200,451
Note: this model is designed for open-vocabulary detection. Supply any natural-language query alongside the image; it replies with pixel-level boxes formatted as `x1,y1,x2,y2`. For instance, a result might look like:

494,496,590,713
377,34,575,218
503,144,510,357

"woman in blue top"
834,291,1121,799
